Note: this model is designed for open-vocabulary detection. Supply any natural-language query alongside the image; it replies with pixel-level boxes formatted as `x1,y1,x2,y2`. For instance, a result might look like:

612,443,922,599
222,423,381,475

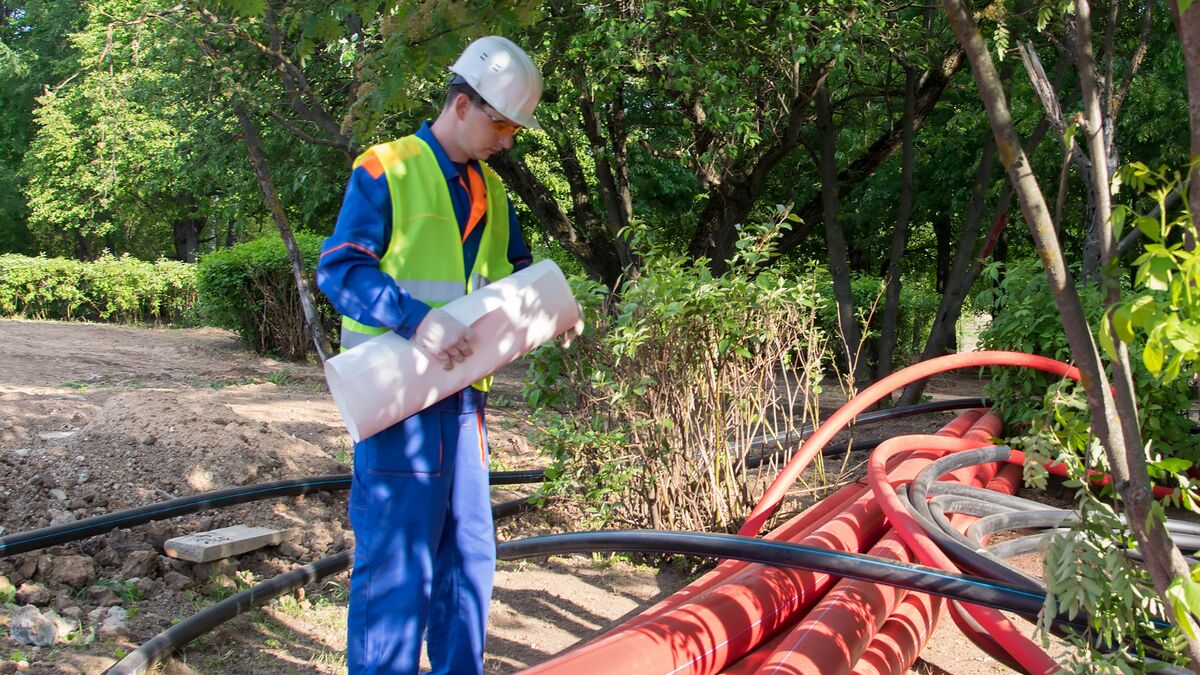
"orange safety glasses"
474,100,523,136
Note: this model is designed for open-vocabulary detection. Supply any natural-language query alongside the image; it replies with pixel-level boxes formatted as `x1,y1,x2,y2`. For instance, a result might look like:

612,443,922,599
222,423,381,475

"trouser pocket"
361,411,443,477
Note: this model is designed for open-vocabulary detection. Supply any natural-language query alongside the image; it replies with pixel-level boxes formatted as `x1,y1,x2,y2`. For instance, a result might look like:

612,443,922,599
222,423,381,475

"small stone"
139,434,157,446
0,660,16,673
86,585,120,607
98,606,129,640
48,489,67,501
134,576,159,596
163,571,192,590
9,605,57,646
14,582,50,606
15,557,37,582
86,607,106,624
60,606,82,620
203,574,238,596
47,510,75,526
40,554,96,587
120,550,159,580
76,472,90,485
190,558,237,582
278,540,307,558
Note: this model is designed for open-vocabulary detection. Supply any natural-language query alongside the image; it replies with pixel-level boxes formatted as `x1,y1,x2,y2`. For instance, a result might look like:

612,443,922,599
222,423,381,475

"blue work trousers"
346,391,494,674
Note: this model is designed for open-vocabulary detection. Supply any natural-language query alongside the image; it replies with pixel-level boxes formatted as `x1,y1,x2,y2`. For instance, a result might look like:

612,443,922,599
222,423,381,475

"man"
316,36,543,674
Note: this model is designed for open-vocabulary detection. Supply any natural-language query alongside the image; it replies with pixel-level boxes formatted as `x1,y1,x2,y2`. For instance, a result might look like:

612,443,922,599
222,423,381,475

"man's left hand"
560,304,584,348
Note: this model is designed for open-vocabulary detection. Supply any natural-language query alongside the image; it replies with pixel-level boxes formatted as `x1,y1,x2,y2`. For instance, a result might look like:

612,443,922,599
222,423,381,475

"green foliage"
1013,385,1189,671
525,222,829,532
1111,162,1200,384
0,252,195,323
812,272,939,372
194,233,336,359
978,259,1197,463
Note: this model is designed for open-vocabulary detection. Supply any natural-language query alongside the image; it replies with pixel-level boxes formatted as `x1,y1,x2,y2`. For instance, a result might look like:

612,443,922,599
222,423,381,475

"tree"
942,0,1200,668
0,0,85,254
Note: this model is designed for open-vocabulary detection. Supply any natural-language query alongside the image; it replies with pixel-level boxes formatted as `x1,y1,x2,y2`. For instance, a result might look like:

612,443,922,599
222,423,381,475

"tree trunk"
816,83,865,385
488,151,627,287
932,213,952,294
1171,0,1200,240
876,67,918,384
773,49,966,259
943,0,1200,665
171,202,204,262
232,100,333,363
896,131,997,406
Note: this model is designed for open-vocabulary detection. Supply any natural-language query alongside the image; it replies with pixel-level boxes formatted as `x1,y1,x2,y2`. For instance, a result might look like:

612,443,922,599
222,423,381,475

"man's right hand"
412,308,474,371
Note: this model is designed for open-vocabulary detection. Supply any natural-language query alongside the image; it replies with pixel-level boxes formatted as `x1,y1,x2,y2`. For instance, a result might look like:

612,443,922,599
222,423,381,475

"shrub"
525,222,830,533
194,234,337,359
978,259,1197,462
0,253,196,324
811,272,939,374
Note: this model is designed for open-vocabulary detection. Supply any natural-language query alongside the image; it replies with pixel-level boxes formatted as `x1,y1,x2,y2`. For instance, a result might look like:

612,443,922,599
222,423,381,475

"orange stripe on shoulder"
354,151,385,179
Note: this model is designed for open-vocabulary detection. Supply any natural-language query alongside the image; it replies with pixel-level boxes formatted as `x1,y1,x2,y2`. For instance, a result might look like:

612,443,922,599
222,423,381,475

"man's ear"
453,93,472,119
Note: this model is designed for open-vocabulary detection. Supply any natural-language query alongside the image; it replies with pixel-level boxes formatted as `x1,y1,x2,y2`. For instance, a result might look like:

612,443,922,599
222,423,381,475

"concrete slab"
163,525,298,563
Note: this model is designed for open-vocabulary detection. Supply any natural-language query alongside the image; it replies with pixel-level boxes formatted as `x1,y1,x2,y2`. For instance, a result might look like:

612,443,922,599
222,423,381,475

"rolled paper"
324,260,583,443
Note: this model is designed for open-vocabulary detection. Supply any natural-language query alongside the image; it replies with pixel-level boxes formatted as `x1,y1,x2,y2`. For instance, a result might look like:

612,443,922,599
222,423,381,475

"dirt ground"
0,318,1035,674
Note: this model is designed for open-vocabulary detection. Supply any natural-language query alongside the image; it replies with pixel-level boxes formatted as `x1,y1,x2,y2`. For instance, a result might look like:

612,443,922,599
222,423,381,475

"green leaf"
1136,215,1162,243
1154,458,1192,473
1144,336,1165,374
1099,317,1119,360
1111,304,1134,343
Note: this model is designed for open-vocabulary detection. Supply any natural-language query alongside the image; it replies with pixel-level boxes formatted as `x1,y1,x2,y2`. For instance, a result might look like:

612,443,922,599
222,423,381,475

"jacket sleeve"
317,151,432,340
506,198,533,273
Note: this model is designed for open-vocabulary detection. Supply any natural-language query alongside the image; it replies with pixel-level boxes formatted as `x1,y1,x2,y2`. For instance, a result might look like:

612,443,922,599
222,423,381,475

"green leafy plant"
812,272,938,373
96,578,143,605
978,259,1197,464
525,220,830,532
265,369,295,386
0,253,196,324
194,233,338,359
1002,162,1200,671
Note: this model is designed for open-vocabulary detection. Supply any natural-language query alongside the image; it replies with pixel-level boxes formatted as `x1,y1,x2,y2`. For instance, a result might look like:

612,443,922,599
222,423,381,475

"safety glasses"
471,96,523,136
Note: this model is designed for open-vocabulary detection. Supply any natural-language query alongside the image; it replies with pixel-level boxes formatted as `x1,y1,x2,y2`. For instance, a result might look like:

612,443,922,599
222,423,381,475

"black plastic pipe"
497,529,1062,622
105,550,353,675
104,489,544,674
0,475,352,558
2,469,547,558
901,446,1044,591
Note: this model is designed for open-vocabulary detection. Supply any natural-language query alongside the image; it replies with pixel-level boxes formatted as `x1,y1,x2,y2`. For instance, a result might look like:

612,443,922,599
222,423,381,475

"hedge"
0,253,196,324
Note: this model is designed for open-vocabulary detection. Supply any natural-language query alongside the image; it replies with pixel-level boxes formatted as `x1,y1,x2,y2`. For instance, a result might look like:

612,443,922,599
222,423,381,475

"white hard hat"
448,36,543,130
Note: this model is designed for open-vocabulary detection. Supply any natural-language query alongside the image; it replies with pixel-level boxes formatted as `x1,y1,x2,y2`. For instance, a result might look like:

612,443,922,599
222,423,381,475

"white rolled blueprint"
324,260,582,443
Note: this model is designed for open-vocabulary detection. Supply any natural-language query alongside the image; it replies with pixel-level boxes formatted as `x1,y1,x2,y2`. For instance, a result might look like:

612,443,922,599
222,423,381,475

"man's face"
458,95,521,161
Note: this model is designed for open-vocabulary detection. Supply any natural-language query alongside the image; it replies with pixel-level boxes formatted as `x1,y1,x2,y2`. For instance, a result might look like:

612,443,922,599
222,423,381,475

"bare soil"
0,318,1031,674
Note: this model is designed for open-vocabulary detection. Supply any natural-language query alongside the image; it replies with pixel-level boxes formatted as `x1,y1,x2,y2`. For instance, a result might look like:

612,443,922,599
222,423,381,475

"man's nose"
499,133,514,150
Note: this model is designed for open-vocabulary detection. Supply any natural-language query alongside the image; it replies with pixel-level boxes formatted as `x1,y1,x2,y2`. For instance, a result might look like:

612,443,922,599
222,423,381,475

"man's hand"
412,308,474,370
560,304,584,348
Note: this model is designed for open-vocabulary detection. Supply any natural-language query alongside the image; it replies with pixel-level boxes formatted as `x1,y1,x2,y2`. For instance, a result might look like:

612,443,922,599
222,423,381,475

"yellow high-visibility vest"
340,135,513,393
